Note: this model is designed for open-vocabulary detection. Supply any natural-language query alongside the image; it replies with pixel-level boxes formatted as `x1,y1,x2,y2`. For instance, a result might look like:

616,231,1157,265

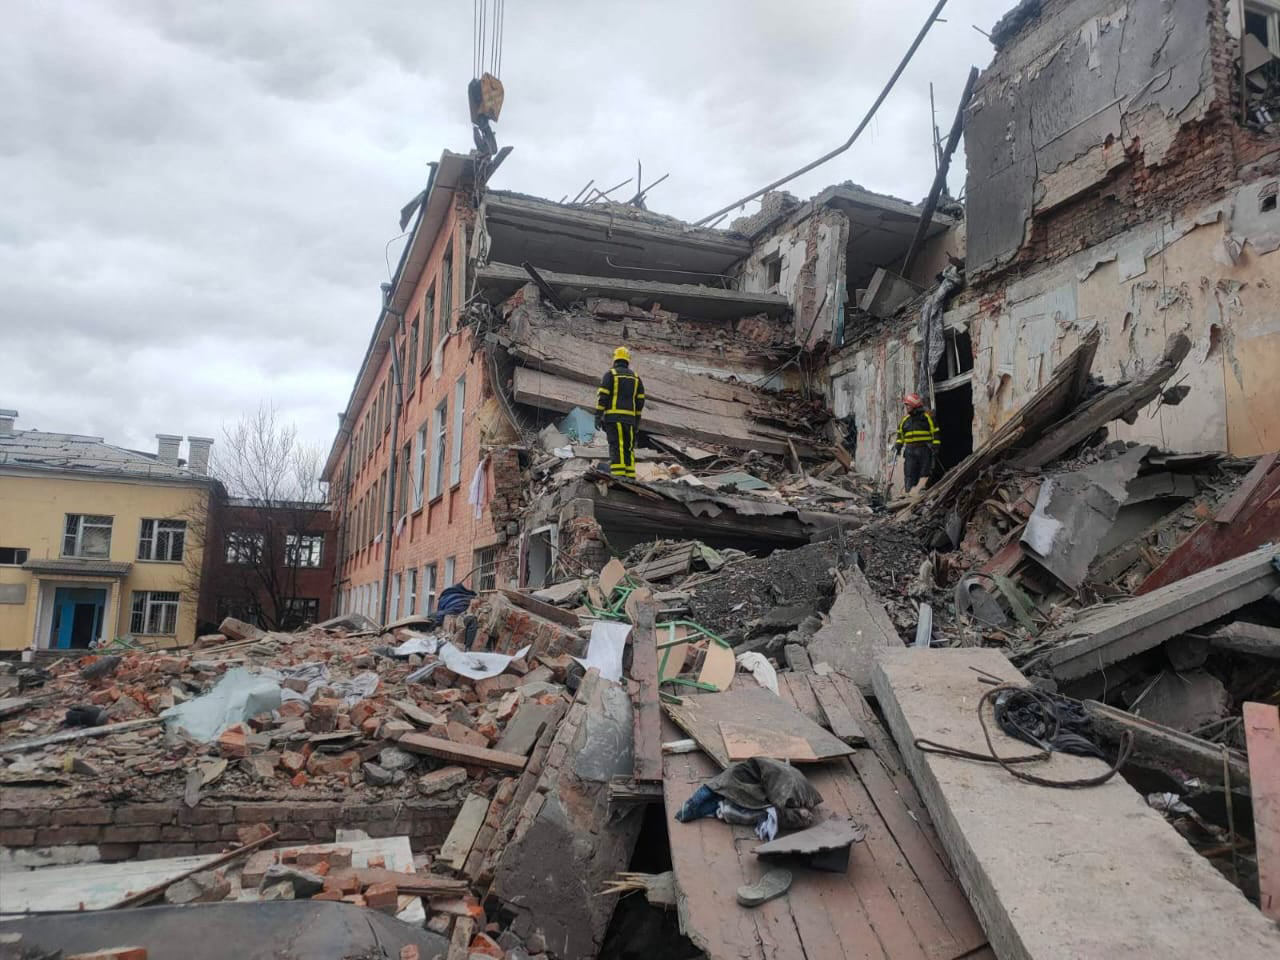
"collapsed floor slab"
873,648,1280,960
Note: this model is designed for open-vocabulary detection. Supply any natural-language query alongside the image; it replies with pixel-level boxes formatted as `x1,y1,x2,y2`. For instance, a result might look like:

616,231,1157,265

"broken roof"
0,430,209,485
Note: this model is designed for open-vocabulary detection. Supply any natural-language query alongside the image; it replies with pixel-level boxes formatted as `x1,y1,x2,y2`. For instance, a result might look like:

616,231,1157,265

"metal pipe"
901,65,978,277
693,0,949,226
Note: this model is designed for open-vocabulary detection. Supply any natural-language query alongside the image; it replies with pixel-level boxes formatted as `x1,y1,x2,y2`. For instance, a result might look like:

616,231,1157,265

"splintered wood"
1244,701,1280,921
663,684,853,768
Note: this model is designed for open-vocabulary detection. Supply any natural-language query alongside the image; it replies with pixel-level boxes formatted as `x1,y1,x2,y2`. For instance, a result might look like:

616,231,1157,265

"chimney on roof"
0,410,16,436
156,434,182,467
186,436,214,476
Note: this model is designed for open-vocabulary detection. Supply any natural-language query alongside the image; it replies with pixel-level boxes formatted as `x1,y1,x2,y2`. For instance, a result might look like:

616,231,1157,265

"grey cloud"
1,0,1010,461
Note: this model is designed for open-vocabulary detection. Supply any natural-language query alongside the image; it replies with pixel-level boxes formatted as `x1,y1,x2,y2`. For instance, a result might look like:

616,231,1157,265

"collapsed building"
5,1,1280,958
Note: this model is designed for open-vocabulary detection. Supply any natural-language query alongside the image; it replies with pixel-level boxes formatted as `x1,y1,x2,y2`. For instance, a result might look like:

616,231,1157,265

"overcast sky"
1,0,1010,462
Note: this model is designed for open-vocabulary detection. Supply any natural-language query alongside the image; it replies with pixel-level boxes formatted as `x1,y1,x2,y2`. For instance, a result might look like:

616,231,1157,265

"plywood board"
719,722,818,762
696,641,735,692
663,685,853,768
440,794,491,871
873,648,1280,960
1244,701,1280,921
599,557,626,597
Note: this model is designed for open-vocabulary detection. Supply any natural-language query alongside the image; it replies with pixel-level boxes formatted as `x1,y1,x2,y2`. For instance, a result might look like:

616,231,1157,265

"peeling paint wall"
964,181,1280,458
966,0,1221,274
739,206,849,350
828,332,915,481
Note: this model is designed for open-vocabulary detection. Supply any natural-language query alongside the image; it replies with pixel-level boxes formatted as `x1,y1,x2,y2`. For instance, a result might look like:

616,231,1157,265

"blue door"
52,588,107,649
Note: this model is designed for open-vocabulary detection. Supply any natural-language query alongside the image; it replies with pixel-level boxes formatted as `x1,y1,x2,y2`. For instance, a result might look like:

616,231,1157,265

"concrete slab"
872,648,1280,960
806,566,903,692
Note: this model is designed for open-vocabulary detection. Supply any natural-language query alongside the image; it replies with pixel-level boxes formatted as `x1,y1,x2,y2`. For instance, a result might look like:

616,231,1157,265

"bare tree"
196,404,329,632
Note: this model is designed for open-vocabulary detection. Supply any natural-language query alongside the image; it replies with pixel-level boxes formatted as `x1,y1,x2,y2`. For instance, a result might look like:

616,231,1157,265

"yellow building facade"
0,419,214,652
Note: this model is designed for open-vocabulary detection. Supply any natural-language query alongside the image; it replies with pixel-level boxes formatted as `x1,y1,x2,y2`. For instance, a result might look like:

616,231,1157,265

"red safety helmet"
903,393,924,410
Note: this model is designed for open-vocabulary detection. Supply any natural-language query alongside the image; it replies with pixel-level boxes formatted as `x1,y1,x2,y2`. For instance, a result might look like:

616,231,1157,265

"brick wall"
0,796,458,861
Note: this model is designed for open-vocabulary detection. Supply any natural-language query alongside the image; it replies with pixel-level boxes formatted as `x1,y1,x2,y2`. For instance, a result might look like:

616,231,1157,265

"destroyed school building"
6,1,1280,959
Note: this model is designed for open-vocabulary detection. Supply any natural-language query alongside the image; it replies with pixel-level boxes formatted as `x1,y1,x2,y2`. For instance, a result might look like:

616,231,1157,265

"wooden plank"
1209,620,1280,659
397,733,527,772
1244,701,1280,921
630,600,663,782
663,685,854,768
109,831,278,909
696,641,735,692
873,648,1280,960
392,699,445,728
326,868,468,896
1037,542,1280,681
497,588,580,629
600,557,626,597
780,671,824,725
1083,699,1250,788
719,722,818,762
808,674,868,745
0,717,162,755
440,794,491,871
1215,453,1279,524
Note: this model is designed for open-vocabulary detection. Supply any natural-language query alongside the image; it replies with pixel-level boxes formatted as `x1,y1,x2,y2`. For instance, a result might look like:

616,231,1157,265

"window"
137,519,186,562
399,442,411,516
286,533,324,568
390,573,401,620
407,568,418,615
1247,1,1280,55
765,253,782,291
429,400,447,500
282,597,319,628
63,514,112,559
422,287,436,369
225,531,264,565
423,563,438,615
474,546,497,592
444,555,456,588
413,424,427,510
450,375,466,487
216,596,261,627
440,246,453,340
131,590,179,635
383,378,392,431
407,315,420,393
0,547,29,566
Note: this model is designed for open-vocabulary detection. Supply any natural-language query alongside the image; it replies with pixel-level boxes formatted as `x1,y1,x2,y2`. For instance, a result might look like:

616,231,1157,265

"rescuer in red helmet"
895,393,940,494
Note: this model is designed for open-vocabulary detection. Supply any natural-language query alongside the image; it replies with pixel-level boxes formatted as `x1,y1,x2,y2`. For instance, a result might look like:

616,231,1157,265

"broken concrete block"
382,719,413,741
859,267,922,319
418,765,468,796
165,869,230,904
307,750,361,777
218,617,264,642
259,880,295,901
362,762,395,786
241,850,279,888
1130,670,1231,733
378,745,417,771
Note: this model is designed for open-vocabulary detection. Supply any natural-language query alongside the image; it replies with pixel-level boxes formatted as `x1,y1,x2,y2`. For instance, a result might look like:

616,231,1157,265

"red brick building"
197,495,335,633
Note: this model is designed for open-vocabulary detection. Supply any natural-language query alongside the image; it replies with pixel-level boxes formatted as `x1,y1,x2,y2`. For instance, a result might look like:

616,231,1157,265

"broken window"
63,514,112,559
1242,2,1280,123
444,555,456,588
1247,1,1280,54
0,547,28,565
931,328,975,384
450,375,466,487
440,245,453,339
390,573,401,620
399,441,411,516
474,546,497,592
137,518,185,562
225,531,264,565
281,597,319,629
525,525,557,589
407,315,419,395
286,533,323,568
423,563,438,615
130,590,178,635
407,568,417,615
764,253,783,291
429,400,447,500
423,287,436,369
413,424,427,510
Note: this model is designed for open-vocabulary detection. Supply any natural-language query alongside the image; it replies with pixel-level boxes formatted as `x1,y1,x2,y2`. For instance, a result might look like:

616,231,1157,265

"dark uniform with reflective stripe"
596,361,646,478
896,409,940,491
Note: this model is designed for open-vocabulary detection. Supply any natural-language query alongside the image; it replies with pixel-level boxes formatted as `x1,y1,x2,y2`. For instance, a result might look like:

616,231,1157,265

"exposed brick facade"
0,795,457,861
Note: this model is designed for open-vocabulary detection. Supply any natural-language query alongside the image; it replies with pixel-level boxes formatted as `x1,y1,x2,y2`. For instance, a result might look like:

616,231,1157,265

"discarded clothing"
436,584,478,615
676,785,721,823
467,458,488,520
679,758,822,832
715,801,779,841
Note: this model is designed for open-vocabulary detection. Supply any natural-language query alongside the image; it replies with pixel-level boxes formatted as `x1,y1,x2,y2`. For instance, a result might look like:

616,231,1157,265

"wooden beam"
398,733,528,772
1245,701,1280,920
1215,453,1279,525
497,587,581,629
1082,699,1250,788
629,598,663,782
0,717,162,755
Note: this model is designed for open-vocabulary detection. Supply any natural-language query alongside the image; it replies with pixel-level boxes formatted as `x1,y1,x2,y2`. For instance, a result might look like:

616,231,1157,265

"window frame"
1246,0,1280,55
474,546,497,592
131,590,179,636
224,530,265,565
137,518,186,563
407,314,420,396
285,533,324,568
429,400,447,501
423,563,438,615
63,514,113,559
0,547,30,566
413,423,428,511
390,572,401,620
398,441,412,517
450,375,466,488
422,287,436,371
444,555,456,589
407,568,418,615
439,244,453,342
281,597,319,628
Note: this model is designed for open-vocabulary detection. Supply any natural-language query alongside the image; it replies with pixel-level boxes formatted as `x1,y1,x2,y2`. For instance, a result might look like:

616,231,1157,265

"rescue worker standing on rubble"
896,393,940,494
596,346,646,479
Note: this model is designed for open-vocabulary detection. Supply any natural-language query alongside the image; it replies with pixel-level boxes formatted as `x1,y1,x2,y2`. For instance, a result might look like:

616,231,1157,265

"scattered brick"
217,725,248,759
364,880,399,912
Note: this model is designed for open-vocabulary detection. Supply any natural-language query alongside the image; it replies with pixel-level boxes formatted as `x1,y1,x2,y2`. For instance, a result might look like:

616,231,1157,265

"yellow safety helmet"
613,346,631,363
